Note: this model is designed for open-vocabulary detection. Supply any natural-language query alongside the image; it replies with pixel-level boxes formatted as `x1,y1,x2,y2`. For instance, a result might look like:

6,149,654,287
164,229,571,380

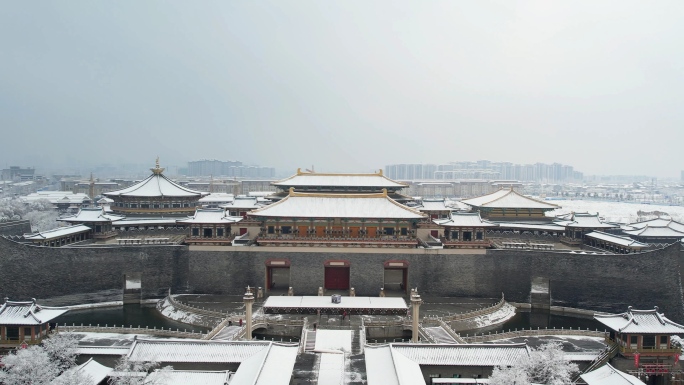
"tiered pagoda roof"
594,307,684,334
249,189,425,220
104,160,207,198
460,188,558,210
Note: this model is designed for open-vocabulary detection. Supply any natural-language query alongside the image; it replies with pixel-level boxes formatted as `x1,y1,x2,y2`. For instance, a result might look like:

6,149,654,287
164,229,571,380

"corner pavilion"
177,208,242,246
433,212,498,249
104,159,208,216
248,188,426,248
460,188,559,221
594,307,684,377
0,298,68,347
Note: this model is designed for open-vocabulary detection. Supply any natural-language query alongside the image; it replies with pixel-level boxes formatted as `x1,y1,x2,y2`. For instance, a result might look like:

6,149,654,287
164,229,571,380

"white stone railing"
461,327,607,343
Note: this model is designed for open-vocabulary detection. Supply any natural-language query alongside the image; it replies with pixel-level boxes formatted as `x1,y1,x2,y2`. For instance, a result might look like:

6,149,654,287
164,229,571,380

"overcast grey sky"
1,1,682,177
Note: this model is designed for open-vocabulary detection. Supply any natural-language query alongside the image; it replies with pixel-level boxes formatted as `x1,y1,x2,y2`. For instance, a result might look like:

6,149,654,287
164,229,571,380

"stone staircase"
305,330,317,352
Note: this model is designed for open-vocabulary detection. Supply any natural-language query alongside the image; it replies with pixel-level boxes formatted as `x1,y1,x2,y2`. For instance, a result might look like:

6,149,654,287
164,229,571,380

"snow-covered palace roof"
365,345,427,385
460,188,559,210
58,207,124,223
594,307,684,334
621,218,684,239
249,189,426,220
391,343,529,367
383,343,529,367
144,370,232,385
0,299,69,325
272,169,408,189
554,212,617,229
104,160,207,198
55,358,113,385
23,224,92,241
434,212,498,228
176,208,243,225
580,363,645,385
127,339,272,363
585,231,648,248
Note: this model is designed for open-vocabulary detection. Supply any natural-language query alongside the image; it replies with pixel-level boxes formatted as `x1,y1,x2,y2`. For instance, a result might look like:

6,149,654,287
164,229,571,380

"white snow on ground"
545,200,684,223
451,303,517,331
64,332,163,346
66,301,123,310
315,330,352,353
317,353,345,385
424,326,459,344
157,297,203,325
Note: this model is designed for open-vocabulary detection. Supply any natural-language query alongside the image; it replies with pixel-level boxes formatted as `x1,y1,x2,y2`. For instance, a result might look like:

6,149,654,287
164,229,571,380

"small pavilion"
0,298,69,347
433,212,498,249
460,188,559,221
594,307,684,376
553,212,618,245
58,207,124,239
177,208,242,246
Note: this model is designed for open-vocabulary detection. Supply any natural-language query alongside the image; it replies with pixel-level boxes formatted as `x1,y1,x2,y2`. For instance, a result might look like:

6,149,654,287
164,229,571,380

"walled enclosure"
0,237,682,322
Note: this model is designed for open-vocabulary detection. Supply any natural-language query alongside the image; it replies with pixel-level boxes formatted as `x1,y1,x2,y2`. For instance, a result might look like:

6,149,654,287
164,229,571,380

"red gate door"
325,267,350,290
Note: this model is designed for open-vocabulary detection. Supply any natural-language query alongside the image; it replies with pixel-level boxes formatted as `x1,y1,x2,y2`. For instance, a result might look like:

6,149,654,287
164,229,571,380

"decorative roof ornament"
151,156,165,175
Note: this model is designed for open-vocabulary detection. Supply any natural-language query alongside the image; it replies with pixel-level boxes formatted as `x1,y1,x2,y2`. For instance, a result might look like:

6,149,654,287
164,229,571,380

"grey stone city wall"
0,237,682,321
0,237,188,300
0,220,31,236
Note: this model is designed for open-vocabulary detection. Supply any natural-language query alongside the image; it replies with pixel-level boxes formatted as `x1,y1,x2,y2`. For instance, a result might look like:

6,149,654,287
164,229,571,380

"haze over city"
1,1,683,177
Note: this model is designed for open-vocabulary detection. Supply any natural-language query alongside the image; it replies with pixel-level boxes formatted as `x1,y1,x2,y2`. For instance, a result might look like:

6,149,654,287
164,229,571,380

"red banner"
634,352,640,368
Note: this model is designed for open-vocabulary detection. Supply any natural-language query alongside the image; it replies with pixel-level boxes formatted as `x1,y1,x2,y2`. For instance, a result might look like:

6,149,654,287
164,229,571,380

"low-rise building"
460,188,559,221
0,298,68,347
177,208,242,246
434,212,497,249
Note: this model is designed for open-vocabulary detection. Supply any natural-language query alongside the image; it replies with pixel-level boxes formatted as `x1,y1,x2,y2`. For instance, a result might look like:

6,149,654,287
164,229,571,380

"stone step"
305,330,317,351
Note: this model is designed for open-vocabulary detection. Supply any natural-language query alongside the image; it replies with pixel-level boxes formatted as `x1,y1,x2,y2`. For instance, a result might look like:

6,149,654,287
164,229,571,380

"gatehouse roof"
460,188,559,210
272,169,407,189
58,207,124,223
248,190,426,220
434,212,498,228
594,307,684,334
0,299,69,325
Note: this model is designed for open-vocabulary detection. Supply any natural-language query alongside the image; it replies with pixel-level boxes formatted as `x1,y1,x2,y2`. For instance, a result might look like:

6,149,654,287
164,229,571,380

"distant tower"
89,173,95,206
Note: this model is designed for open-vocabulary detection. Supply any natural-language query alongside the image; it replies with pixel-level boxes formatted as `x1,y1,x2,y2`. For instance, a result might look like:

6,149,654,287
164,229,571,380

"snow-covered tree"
108,357,172,385
490,342,578,385
526,342,578,385
51,369,94,385
42,333,79,372
490,364,531,385
0,345,59,385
